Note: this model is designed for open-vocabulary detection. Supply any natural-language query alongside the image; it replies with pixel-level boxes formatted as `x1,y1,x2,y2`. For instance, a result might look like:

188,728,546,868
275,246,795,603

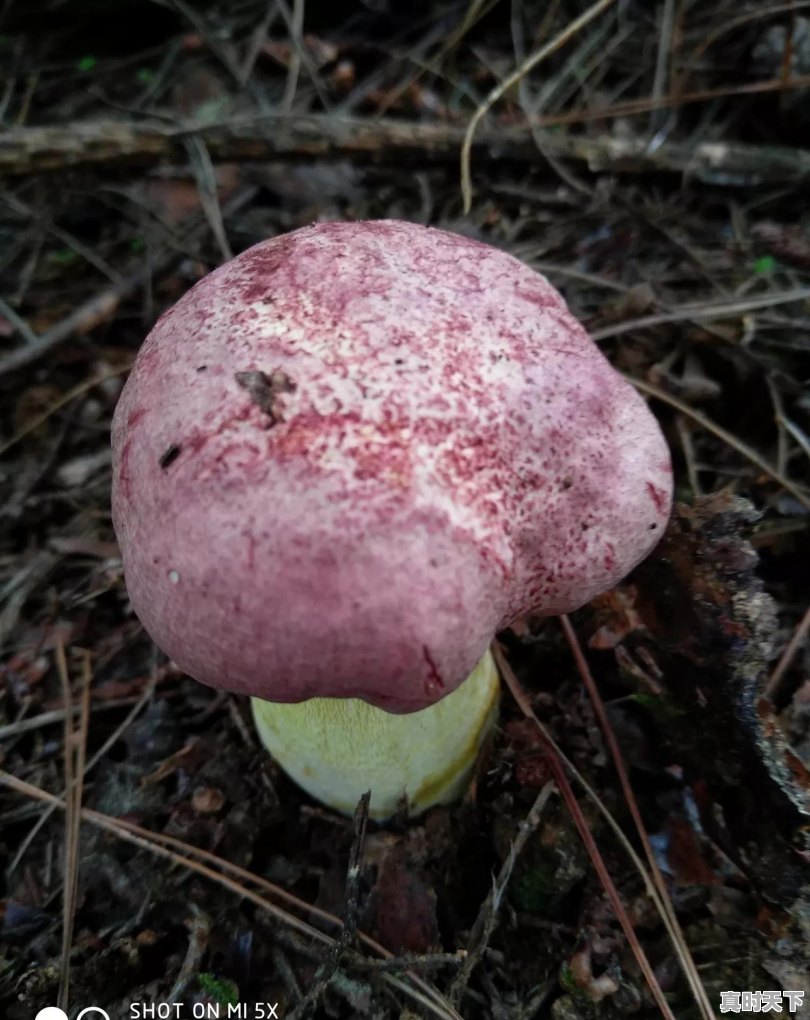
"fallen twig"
493,644,678,1020
6,673,159,877
764,603,810,701
628,375,810,513
0,772,462,1020
168,906,211,1002
56,644,91,1013
0,363,132,455
590,287,810,341
461,0,618,210
287,791,371,1020
0,186,257,378
1,115,809,189
560,616,715,1020
447,783,554,1005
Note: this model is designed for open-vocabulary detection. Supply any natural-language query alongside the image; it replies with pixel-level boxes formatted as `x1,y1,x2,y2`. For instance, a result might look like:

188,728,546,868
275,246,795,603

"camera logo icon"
35,1009,111,1020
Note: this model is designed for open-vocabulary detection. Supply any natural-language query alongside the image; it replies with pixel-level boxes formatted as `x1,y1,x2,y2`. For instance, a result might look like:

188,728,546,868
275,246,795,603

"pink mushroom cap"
112,220,672,713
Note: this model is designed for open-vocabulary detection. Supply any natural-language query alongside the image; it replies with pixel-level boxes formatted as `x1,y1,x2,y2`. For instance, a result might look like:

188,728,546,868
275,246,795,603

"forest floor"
0,2,809,1018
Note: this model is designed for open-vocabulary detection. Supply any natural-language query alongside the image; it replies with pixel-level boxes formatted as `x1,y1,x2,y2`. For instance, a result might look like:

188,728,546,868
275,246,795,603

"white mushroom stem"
251,649,500,819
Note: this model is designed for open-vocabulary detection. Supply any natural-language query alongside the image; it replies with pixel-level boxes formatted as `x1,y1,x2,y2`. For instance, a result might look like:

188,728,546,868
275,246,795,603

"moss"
198,973,239,1007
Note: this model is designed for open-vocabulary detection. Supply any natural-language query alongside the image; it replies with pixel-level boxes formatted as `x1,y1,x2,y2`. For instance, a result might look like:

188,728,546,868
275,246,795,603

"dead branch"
447,784,554,1006
0,185,258,378
1,115,809,188
287,791,371,1020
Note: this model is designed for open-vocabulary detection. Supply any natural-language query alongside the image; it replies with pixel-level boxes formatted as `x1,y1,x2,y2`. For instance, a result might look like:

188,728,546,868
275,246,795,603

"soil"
1,2,809,1019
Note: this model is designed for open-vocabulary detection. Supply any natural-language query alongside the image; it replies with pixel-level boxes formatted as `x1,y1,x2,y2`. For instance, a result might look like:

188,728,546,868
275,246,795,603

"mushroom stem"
251,649,500,819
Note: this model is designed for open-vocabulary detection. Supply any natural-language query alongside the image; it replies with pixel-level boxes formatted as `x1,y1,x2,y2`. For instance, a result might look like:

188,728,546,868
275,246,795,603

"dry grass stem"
55,643,91,1011
560,616,715,1020
447,783,554,1005
494,644,681,1020
0,771,462,1020
590,287,810,342
628,376,810,512
460,0,618,211
764,603,810,701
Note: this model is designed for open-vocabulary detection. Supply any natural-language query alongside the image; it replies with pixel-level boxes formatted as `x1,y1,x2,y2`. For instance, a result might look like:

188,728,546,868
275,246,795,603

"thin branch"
0,186,257,378
560,616,715,1020
3,191,123,283
447,784,553,1005
3,112,810,186
56,643,90,1012
287,792,371,1019
0,772,462,1020
460,0,618,211
163,0,243,83
492,645,676,1020
764,603,810,701
0,364,132,456
649,0,677,137
6,674,159,877
590,287,810,341
239,1,281,87
168,906,211,1001
182,135,233,262
627,375,810,513
0,294,39,344
272,0,332,110
280,0,305,112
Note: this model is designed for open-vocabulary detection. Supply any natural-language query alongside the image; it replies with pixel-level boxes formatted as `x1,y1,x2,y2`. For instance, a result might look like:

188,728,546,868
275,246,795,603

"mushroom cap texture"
112,220,672,713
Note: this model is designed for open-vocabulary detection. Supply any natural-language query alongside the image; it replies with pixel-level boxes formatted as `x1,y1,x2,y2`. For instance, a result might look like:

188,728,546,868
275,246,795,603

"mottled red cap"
112,220,672,712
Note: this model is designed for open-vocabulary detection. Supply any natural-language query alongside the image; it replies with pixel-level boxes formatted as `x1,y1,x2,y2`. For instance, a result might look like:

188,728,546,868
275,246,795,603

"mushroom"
112,220,672,819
